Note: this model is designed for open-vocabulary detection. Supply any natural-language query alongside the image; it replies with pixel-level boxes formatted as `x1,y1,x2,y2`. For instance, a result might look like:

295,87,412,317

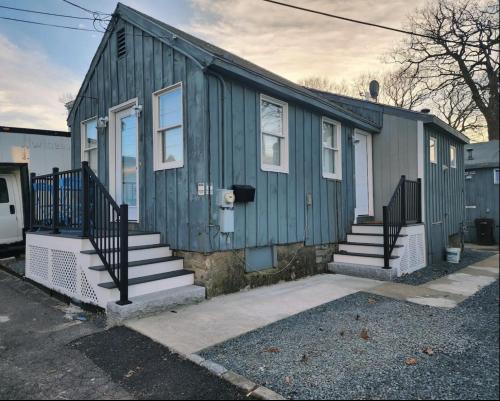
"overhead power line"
0,16,97,32
0,5,106,21
261,0,490,49
60,0,111,17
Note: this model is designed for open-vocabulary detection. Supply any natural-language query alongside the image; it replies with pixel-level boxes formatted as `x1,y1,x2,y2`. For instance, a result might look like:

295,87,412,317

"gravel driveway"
200,282,499,400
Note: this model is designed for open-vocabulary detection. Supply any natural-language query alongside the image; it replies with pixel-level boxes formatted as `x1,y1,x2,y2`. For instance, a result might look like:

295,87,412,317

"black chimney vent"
421,108,431,114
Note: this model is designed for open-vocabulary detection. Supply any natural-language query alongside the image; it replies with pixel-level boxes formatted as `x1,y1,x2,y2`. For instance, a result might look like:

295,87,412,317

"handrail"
30,162,130,305
382,175,422,268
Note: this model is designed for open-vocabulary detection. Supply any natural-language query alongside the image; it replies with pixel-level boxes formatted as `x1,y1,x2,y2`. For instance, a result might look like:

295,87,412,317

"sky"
0,0,429,130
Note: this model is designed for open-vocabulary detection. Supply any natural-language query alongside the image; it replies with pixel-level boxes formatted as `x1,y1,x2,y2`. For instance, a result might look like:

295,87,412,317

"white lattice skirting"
395,224,427,276
25,233,101,306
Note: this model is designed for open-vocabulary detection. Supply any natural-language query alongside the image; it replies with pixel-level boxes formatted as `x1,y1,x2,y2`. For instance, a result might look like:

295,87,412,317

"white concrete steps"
331,223,400,280
84,230,203,310
339,242,404,256
99,270,195,300
82,243,173,264
88,256,184,281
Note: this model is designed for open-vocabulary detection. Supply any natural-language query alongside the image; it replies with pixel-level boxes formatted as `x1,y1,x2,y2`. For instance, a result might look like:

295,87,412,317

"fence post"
82,161,89,237
417,178,422,224
29,172,36,231
51,167,60,234
117,204,131,305
401,175,406,227
382,206,390,269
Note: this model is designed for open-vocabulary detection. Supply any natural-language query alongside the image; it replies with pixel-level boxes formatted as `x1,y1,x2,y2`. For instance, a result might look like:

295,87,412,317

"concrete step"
352,224,384,235
98,270,194,299
88,256,184,281
333,251,399,268
82,244,172,264
347,233,407,245
339,242,404,256
106,284,206,321
328,261,396,281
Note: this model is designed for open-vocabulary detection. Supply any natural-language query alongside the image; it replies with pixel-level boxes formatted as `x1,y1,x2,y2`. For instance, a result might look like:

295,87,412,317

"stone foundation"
176,243,337,298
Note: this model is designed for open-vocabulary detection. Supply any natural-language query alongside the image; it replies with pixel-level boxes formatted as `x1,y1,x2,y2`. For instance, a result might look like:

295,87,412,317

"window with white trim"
450,145,457,168
494,168,500,185
322,118,342,180
81,118,98,174
429,136,437,164
153,83,184,171
260,95,288,173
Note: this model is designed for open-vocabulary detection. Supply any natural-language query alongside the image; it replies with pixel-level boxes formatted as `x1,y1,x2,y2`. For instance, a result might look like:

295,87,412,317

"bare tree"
392,0,499,140
59,93,75,114
382,67,428,110
298,76,355,97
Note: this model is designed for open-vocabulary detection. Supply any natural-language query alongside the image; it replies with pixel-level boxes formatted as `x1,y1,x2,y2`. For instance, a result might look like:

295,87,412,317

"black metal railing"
382,175,422,268
30,162,130,304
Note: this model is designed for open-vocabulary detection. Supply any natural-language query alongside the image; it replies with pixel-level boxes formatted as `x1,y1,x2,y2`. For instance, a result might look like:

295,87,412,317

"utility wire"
0,5,107,21
262,0,490,48
0,16,97,32
60,0,111,17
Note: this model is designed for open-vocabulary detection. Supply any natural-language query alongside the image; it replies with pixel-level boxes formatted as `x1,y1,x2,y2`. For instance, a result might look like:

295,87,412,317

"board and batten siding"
206,75,356,252
424,125,466,262
371,114,419,220
70,19,209,252
464,167,500,243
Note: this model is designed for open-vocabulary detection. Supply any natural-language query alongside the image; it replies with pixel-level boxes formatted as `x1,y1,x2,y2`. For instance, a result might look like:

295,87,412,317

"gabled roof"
464,140,499,169
68,3,379,133
309,89,470,144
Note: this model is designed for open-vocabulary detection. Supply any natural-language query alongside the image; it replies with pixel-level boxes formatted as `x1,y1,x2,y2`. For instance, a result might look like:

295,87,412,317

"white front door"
354,130,373,219
0,174,23,244
110,103,139,221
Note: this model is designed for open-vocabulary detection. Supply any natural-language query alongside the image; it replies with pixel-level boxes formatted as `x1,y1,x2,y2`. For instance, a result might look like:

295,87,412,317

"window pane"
261,100,283,136
162,127,183,163
85,119,98,149
322,122,335,148
430,138,436,162
121,115,137,207
450,146,456,167
0,178,9,203
159,87,182,128
262,133,281,166
87,148,98,173
495,169,500,184
323,148,335,174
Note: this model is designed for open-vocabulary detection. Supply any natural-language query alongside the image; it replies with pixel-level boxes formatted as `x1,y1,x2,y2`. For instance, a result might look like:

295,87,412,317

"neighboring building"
0,126,70,251
24,3,468,312
311,91,469,264
464,140,500,244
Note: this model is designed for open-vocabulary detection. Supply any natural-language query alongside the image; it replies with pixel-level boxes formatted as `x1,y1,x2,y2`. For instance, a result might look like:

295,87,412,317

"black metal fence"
30,162,130,305
383,175,422,268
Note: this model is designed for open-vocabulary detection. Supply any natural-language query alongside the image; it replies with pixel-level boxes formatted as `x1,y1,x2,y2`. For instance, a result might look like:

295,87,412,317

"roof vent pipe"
467,148,474,160
421,108,431,114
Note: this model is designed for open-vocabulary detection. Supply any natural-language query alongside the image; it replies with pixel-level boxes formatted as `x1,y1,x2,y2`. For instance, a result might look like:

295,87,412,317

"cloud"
186,0,428,83
0,35,80,130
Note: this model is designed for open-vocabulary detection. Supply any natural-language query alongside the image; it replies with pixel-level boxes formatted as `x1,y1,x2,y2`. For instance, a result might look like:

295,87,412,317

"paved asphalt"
0,270,245,400
201,281,500,400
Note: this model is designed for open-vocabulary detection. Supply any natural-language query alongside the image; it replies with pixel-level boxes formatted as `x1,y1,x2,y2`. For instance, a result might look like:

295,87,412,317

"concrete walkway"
127,254,499,356
126,274,381,355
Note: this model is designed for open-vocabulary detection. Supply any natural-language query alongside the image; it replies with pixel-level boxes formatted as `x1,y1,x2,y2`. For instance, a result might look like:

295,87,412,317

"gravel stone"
395,249,495,285
200,282,499,400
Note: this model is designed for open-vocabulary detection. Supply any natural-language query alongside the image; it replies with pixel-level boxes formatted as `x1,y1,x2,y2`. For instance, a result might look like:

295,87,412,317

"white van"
0,126,71,254
0,173,24,245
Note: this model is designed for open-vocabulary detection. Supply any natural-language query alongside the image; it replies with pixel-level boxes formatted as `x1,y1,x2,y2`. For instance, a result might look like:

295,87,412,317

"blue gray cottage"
54,3,468,300
464,140,499,244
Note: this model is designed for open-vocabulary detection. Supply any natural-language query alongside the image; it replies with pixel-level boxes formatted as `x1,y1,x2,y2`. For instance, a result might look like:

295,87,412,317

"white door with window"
354,130,373,219
109,101,139,221
0,174,23,244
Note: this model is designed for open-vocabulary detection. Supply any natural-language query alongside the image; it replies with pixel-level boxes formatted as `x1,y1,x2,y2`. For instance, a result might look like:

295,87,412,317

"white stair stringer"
25,232,205,310
330,224,427,280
